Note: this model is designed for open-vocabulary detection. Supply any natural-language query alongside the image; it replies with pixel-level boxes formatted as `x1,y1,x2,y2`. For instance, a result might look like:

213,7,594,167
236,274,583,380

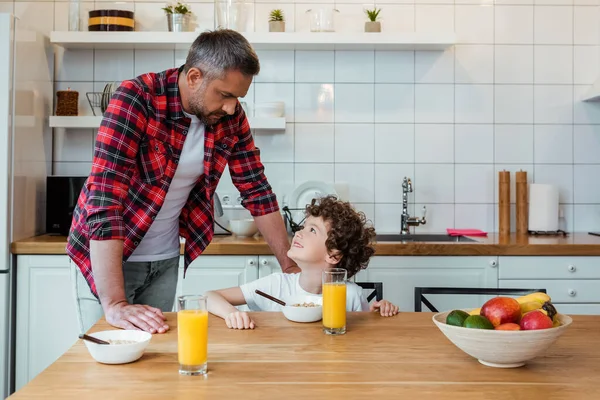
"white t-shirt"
239,273,370,312
129,111,205,262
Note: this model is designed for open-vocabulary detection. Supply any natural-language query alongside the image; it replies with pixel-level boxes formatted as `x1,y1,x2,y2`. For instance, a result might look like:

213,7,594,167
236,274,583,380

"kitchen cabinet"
355,256,499,312
15,255,79,392
499,256,600,315
258,256,282,278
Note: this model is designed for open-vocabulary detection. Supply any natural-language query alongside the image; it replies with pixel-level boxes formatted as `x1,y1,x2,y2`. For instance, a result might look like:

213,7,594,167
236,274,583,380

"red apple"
480,297,521,327
520,310,553,330
495,323,521,331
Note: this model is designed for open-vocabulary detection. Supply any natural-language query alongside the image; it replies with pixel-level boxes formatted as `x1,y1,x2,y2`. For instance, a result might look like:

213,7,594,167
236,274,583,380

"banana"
469,307,481,316
520,301,545,315
515,292,551,305
519,299,558,321
552,315,561,328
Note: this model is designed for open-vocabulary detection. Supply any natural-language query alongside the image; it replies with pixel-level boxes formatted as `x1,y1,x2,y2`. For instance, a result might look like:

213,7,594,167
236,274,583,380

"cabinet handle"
248,259,255,266
568,289,577,297
261,259,268,266
567,264,576,273
489,260,497,268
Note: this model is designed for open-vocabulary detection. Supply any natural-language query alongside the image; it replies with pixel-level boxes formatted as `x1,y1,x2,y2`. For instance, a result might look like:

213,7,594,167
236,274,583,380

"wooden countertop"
8,312,600,399
11,232,600,256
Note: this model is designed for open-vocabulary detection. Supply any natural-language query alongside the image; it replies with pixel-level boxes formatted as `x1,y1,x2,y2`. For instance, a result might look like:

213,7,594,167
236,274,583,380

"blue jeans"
71,256,180,334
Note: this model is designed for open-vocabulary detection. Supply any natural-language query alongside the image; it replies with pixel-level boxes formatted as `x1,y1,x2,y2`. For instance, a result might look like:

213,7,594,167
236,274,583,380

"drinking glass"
322,268,347,335
177,295,208,375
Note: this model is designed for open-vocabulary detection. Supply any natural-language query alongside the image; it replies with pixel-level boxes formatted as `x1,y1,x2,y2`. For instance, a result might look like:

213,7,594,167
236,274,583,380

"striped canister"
88,9,135,31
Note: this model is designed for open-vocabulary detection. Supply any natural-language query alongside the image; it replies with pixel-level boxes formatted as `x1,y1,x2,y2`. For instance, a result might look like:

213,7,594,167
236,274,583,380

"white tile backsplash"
495,125,535,164
415,49,455,84
535,6,574,44
534,125,574,164
574,6,600,45
255,51,295,83
334,84,374,123
415,84,454,123
415,124,454,163
334,124,375,163
374,124,415,163
455,5,495,44
295,51,334,83
534,46,573,84
48,0,600,233
455,84,494,123
374,84,415,123
415,5,455,33
294,124,334,162
414,164,455,203
454,124,494,164
495,85,534,123
574,125,600,164
375,51,414,83
495,6,534,44
454,45,494,84
495,45,534,84
335,51,374,83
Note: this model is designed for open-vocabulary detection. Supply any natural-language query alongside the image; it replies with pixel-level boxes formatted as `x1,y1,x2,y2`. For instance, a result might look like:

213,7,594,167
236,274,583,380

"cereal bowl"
83,330,152,365
282,296,323,323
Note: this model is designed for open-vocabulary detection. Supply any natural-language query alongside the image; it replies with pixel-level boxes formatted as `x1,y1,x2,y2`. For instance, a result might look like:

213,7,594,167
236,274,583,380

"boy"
206,195,399,329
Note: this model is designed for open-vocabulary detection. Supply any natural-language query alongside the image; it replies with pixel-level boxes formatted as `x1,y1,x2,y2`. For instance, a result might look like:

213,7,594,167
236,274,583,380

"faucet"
401,177,426,234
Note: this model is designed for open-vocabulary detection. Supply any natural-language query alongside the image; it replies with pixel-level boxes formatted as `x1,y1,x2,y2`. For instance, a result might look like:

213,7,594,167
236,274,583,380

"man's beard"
188,88,226,126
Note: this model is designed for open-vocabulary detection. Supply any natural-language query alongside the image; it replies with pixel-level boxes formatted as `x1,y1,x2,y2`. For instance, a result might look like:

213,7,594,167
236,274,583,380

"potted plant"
269,9,285,32
162,2,193,32
364,7,381,32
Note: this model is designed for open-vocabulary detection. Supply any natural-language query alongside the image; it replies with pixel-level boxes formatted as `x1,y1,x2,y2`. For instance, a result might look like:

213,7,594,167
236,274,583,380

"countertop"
11,232,600,256
8,312,600,399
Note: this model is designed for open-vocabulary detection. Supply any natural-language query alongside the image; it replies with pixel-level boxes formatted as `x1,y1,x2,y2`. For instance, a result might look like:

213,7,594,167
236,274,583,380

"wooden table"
9,312,600,399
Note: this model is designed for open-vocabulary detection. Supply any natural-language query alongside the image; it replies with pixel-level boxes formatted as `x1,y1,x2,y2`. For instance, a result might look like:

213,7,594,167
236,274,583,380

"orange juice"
177,309,208,366
322,283,346,329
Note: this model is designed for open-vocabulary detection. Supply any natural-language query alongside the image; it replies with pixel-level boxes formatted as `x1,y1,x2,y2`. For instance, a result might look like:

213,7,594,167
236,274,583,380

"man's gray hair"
184,29,260,81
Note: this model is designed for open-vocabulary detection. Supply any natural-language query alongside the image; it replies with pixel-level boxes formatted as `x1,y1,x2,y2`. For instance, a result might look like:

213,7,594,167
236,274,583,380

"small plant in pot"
269,9,285,32
364,7,381,33
162,2,193,32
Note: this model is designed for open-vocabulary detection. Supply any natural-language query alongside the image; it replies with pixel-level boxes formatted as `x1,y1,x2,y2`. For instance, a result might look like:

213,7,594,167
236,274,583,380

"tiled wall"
3,0,600,233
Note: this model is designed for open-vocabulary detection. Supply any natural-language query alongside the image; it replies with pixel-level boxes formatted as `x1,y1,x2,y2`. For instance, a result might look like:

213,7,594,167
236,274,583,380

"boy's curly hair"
304,195,376,278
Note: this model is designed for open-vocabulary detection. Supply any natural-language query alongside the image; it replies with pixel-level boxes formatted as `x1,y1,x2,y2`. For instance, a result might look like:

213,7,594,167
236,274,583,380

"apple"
480,297,521,327
520,310,553,331
495,323,521,331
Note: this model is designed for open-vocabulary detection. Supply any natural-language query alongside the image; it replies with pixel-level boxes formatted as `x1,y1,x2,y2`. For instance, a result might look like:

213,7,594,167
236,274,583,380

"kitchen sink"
375,234,478,243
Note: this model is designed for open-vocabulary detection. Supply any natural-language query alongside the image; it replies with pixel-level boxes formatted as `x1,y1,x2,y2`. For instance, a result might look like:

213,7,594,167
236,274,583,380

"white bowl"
254,101,285,118
229,218,258,237
83,330,152,365
282,295,323,323
432,310,572,368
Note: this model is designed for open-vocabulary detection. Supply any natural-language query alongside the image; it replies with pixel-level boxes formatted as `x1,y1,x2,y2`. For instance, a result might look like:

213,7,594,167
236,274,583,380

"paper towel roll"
528,184,559,231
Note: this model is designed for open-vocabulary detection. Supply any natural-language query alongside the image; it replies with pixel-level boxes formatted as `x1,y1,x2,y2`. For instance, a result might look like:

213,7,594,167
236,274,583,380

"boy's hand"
370,300,399,317
225,311,256,329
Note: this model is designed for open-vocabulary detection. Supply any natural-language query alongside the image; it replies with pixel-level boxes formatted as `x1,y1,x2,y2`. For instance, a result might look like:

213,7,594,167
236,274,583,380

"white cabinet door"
15,255,79,392
258,256,282,278
179,256,259,311
354,256,499,312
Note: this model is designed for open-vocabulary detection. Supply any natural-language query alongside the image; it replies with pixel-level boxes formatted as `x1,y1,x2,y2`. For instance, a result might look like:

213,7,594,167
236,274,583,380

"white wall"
2,0,600,234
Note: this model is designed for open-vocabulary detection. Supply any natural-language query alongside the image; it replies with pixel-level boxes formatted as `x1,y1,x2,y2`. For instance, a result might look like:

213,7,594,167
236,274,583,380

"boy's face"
287,216,339,267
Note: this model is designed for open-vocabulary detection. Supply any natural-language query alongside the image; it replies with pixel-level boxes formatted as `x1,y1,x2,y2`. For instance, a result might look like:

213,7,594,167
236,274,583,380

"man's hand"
225,311,255,329
370,300,399,317
105,302,169,334
282,261,301,274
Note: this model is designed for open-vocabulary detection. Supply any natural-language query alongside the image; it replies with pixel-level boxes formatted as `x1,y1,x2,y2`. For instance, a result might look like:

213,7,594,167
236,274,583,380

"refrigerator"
0,13,17,399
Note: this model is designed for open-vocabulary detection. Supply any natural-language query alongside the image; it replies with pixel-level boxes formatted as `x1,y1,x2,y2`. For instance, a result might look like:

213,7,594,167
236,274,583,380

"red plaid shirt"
67,67,279,298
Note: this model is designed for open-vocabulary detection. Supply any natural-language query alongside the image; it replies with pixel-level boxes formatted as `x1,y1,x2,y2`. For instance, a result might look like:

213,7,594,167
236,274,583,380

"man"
67,29,298,335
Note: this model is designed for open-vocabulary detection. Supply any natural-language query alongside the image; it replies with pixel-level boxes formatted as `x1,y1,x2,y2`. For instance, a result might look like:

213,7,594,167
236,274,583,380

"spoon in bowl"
255,289,286,306
79,334,110,345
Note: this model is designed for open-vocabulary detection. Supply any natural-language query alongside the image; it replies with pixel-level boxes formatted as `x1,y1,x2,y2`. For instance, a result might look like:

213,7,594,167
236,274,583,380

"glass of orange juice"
322,268,347,335
177,295,208,375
